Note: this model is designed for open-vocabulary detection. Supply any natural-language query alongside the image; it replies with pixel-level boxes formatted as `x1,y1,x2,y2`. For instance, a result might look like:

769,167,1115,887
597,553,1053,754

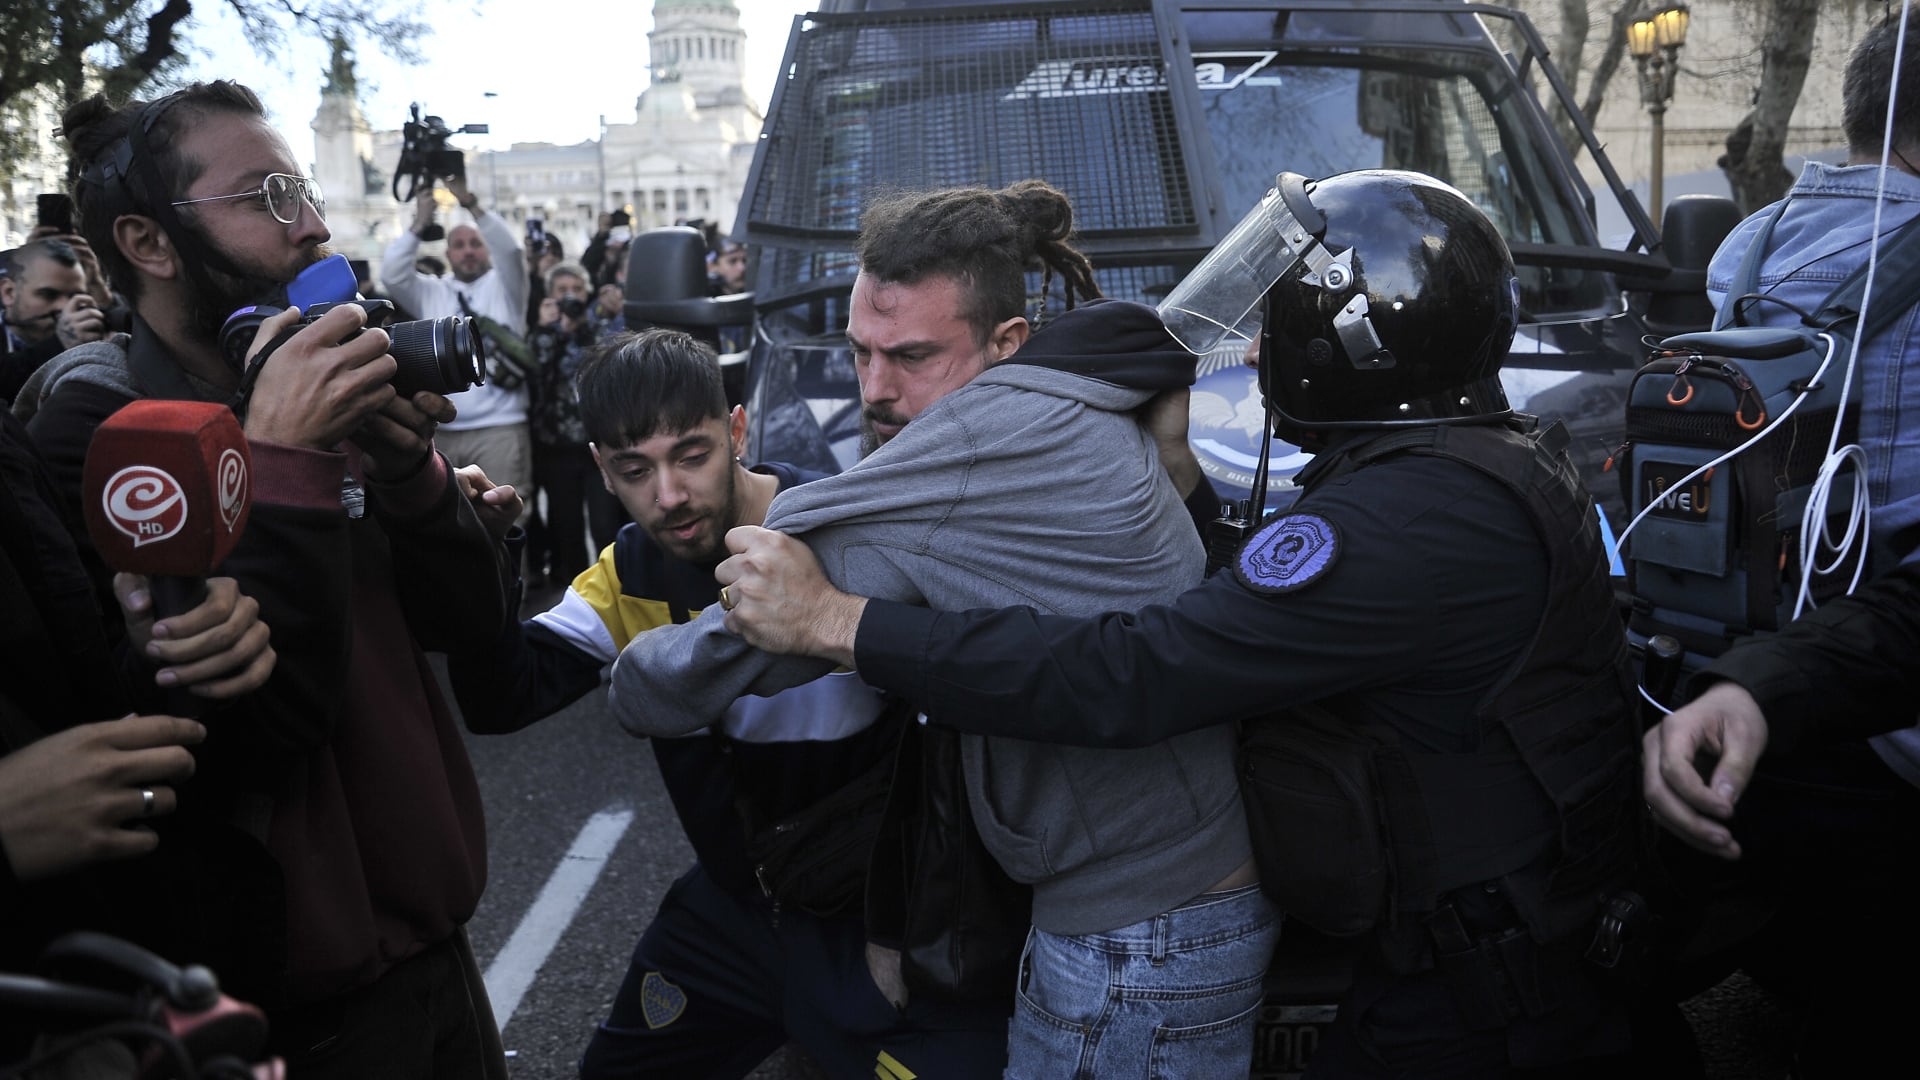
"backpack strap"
1714,198,1795,330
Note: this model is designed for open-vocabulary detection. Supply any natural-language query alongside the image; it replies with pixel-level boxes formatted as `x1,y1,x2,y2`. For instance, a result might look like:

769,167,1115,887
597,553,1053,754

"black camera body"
220,300,487,399
556,294,590,321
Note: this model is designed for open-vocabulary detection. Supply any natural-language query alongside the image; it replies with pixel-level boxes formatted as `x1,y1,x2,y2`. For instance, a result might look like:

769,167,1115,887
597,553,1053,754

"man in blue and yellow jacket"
448,328,1009,1080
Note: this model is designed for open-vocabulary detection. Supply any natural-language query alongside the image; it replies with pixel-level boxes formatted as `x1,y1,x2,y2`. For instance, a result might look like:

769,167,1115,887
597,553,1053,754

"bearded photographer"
11,81,512,1079
380,173,532,521
527,262,622,585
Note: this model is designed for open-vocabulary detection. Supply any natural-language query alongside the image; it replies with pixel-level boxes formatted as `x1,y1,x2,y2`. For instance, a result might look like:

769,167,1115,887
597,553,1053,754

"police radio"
1206,498,1258,577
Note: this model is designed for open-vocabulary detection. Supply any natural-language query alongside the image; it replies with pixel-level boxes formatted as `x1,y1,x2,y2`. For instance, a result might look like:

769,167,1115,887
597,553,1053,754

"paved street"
437,615,822,1080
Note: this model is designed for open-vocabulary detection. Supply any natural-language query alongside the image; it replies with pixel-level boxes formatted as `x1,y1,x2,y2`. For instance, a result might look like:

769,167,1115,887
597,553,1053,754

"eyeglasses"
171,173,325,224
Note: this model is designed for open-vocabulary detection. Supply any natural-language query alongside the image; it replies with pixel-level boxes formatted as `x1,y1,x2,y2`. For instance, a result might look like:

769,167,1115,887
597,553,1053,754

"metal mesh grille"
748,1,1195,255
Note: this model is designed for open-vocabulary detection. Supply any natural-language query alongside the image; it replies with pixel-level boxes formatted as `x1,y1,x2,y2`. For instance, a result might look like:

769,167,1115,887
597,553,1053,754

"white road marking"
484,807,635,1028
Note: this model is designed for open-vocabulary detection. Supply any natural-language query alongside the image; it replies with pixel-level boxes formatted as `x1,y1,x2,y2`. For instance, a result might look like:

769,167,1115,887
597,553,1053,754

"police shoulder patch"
1235,512,1342,594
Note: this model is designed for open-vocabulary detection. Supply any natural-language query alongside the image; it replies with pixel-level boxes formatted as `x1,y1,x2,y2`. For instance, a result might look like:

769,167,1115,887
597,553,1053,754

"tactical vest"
1242,419,1639,967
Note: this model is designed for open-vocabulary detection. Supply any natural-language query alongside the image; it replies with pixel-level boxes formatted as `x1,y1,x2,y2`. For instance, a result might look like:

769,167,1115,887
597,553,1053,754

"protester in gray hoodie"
612,181,1272,1079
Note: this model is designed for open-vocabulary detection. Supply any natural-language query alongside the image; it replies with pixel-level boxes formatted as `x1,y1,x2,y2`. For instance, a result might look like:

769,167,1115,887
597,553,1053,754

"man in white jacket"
380,175,531,507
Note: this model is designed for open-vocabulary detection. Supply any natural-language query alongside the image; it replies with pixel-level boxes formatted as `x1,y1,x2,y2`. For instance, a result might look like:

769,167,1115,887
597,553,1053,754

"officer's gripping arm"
855,559,1418,748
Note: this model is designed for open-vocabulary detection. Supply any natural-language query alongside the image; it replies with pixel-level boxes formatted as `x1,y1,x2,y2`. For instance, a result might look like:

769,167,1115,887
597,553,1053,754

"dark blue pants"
578,866,1010,1080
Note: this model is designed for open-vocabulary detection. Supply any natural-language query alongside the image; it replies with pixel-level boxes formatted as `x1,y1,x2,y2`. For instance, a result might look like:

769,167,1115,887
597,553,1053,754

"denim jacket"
1707,160,1920,783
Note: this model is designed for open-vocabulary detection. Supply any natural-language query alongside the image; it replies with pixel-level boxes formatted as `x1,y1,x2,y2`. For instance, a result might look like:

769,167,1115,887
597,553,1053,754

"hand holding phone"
37,193,75,234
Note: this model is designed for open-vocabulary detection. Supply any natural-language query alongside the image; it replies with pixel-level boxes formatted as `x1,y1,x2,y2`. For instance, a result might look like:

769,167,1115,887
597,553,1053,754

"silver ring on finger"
141,788,156,818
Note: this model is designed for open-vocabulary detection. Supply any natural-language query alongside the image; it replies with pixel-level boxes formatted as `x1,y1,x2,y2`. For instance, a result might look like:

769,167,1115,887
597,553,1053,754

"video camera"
393,103,489,241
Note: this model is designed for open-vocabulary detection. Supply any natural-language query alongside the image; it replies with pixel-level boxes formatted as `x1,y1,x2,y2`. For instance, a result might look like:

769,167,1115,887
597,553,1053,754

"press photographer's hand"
354,389,456,481
447,175,478,212
242,304,397,451
412,187,437,232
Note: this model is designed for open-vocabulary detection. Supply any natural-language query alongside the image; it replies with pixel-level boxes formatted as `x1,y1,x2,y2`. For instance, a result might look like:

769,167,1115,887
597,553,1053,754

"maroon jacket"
16,321,507,1007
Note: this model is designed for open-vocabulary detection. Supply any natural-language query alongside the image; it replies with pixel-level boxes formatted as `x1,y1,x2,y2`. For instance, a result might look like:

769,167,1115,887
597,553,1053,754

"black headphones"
77,92,256,291
79,96,171,207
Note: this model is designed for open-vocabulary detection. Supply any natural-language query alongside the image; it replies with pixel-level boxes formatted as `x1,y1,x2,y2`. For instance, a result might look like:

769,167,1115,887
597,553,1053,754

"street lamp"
1628,4,1690,232
483,90,500,208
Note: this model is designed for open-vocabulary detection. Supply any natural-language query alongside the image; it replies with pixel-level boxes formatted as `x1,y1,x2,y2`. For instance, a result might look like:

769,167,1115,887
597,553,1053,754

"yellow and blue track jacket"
449,461,895,893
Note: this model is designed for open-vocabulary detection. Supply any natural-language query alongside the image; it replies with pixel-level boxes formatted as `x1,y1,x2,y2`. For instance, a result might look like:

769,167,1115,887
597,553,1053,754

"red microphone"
82,400,253,621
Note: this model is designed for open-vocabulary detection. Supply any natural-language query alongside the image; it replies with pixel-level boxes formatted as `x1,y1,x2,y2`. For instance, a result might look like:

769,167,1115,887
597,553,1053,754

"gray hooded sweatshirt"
611,300,1252,936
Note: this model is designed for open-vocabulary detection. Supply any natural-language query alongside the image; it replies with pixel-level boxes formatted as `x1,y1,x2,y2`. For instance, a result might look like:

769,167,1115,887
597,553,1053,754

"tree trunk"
1720,0,1822,214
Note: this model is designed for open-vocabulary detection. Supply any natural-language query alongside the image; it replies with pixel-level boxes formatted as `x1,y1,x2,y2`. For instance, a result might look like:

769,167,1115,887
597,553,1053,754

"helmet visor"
1158,184,1303,355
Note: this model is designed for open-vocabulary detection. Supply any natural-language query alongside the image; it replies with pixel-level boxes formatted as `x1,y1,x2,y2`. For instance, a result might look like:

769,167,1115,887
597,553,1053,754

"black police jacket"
853,418,1640,949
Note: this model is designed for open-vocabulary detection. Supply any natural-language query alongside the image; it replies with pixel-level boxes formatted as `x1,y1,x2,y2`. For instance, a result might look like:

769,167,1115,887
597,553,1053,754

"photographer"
380,175,532,519
523,225,563,331
1,239,108,402
527,262,621,584
582,208,630,288
13,81,511,1079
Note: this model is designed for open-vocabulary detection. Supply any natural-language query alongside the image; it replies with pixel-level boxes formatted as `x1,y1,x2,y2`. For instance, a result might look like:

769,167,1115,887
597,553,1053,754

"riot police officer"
711,169,1644,1077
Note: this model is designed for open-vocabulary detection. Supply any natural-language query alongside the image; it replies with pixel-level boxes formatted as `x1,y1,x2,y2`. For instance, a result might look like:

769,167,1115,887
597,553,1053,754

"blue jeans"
1007,883,1278,1079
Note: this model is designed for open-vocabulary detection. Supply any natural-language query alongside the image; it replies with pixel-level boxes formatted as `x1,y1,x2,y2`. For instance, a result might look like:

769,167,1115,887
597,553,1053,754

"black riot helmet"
1258,170,1517,441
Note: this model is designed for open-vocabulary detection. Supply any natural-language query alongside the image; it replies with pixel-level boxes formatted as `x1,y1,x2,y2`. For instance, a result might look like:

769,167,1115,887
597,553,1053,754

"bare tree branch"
98,0,195,100
1578,2,1638,126
1720,0,1822,213
0,0,429,183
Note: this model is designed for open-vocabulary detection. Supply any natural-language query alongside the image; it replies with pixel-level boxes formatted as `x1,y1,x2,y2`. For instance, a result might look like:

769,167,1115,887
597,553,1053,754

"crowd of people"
4,11,1920,1080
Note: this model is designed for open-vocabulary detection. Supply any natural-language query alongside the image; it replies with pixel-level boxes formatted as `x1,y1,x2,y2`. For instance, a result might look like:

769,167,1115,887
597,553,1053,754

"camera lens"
387,316,485,398
218,305,281,370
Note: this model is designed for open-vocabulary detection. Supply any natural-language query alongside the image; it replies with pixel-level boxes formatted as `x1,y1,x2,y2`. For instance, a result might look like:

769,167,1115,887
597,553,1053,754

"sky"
176,0,817,157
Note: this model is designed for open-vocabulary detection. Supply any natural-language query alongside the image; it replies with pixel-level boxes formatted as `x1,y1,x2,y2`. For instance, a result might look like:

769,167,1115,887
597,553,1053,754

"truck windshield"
1184,11,1618,319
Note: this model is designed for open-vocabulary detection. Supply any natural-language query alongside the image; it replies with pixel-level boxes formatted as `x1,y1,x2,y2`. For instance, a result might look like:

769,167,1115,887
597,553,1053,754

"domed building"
601,0,762,238
313,0,764,271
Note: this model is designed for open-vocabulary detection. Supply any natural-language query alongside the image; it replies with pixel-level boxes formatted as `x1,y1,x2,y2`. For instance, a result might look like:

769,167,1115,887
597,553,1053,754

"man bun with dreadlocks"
856,179,1100,341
